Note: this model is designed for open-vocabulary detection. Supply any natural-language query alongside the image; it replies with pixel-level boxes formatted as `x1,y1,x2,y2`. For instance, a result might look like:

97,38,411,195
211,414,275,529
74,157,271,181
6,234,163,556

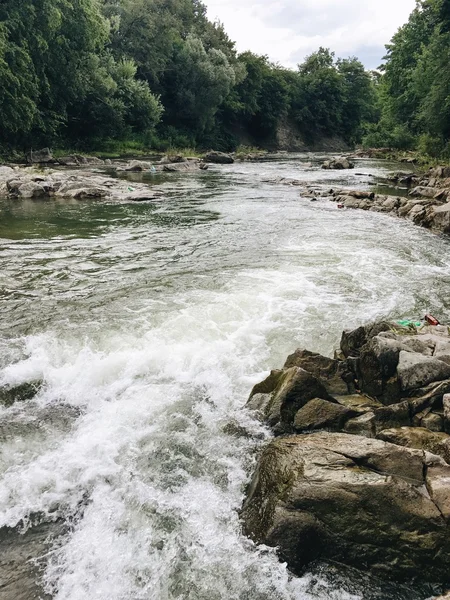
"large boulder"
357,335,405,404
0,166,14,176
322,157,355,170
242,432,450,583
432,203,450,234
204,151,234,164
246,367,332,432
125,160,154,172
340,322,391,358
26,148,54,164
283,349,351,395
397,351,450,392
16,181,47,199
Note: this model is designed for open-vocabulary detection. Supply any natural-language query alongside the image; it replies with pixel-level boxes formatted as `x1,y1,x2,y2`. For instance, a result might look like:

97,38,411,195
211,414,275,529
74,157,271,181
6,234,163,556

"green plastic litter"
397,320,422,327
127,186,135,192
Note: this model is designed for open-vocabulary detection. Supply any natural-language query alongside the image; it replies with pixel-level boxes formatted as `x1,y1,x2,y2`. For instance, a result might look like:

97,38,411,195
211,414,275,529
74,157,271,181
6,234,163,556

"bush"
417,134,445,158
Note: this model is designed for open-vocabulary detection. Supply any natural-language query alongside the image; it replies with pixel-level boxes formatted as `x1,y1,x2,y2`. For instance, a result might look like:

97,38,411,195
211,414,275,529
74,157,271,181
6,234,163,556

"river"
1,154,449,599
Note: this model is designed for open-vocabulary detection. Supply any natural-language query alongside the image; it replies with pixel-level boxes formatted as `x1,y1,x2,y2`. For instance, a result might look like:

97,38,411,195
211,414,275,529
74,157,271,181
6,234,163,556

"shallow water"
0,154,447,599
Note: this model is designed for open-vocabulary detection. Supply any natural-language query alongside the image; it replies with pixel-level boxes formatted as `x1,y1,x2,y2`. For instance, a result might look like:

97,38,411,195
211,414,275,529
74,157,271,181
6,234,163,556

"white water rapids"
0,155,449,599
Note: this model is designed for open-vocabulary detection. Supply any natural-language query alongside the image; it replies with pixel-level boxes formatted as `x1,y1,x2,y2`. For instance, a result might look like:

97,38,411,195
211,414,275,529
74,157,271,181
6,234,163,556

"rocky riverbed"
282,163,450,235
243,319,450,594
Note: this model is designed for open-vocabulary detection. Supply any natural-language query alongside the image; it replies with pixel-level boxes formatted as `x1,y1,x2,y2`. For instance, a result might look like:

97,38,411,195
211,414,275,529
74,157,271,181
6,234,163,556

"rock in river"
244,320,450,585
241,432,450,583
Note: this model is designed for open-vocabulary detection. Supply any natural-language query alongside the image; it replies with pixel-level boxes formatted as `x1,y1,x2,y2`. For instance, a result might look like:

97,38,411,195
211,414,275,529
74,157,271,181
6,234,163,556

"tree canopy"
363,0,450,157
0,0,382,152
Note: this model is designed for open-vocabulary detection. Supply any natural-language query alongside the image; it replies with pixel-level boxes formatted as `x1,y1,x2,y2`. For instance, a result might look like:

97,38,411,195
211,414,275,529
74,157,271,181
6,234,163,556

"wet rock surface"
324,164,450,235
0,520,65,600
0,166,165,202
204,151,234,164
321,157,354,170
244,320,450,584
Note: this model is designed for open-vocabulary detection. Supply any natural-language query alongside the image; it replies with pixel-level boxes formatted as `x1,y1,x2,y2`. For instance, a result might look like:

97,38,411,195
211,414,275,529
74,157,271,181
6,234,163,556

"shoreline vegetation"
1,1,450,162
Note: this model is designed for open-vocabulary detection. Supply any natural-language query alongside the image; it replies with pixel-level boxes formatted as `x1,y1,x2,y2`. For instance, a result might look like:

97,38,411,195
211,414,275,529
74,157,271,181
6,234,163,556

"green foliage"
290,49,375,144
372,0,450,158
0,0,162,149
161,34,236,136
0,0,378,153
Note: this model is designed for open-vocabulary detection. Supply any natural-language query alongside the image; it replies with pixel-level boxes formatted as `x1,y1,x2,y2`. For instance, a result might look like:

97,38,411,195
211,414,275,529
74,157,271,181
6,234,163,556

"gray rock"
334,393,383,411
293,398,355,432
125,160,154,172
322,157,355,170
397,351,450,392
242,432,450,582
344,411,376,437
422,412,445,432
340,322,391,358
246,367,332,431
0,166,14,176
249,370,283,398
246,393,272,420
57,155,80,166
373,400,412,431
65,187,109,199
74,155,104,165
204,151,234,164
432,202,450,234
0,381,41,407
358,336,405,403
377,427,450,464
162,162,201,172
17,181,46,199
409,186,437,198
27,148,54,164
283,349,351,395
159,155,187,164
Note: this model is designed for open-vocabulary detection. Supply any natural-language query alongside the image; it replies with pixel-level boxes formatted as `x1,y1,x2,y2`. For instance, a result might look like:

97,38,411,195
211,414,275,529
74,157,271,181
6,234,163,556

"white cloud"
203,0,416,68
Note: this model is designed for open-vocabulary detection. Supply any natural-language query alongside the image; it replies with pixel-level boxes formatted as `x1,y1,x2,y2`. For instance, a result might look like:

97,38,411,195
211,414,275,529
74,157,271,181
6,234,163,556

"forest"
0,0,448,156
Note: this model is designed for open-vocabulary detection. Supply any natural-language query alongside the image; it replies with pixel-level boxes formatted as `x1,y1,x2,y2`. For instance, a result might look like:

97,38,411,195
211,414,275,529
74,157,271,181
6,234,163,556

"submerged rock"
0,520,65,600
242,432,450,583
0,381,42,407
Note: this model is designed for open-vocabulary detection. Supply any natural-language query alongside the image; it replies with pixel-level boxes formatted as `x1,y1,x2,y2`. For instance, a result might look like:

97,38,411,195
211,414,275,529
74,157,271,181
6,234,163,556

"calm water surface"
0,154,448,600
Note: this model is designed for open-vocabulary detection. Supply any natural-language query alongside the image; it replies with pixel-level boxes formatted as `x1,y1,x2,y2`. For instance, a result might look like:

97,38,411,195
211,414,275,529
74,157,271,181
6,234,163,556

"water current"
1,154,449,600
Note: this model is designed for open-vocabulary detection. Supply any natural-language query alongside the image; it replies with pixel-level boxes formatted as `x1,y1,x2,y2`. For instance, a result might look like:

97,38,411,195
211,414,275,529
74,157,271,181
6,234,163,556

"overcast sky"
203,0,417,70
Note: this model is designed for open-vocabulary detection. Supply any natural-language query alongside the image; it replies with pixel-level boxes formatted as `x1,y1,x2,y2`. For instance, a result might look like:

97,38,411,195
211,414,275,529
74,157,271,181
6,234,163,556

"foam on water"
0,156,449,599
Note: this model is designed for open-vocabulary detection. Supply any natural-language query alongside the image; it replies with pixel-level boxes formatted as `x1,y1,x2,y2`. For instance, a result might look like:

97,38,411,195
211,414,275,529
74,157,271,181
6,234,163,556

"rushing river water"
1,154,449,600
